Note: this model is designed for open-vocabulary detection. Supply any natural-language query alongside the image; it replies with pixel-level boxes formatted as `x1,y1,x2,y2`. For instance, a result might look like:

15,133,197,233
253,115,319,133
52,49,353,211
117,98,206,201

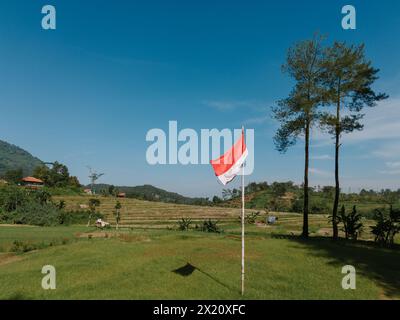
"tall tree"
113,200,122,230
88,198,101,227
272,36,325,238
320,42,388,240
33,161,80,187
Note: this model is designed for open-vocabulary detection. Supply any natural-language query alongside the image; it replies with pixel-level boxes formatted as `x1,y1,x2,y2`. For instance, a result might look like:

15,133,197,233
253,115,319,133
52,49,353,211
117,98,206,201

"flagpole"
241,128,245,296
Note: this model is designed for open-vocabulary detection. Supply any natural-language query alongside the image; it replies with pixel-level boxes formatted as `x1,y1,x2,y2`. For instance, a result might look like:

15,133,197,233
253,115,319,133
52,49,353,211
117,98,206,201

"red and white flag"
210,129,248,185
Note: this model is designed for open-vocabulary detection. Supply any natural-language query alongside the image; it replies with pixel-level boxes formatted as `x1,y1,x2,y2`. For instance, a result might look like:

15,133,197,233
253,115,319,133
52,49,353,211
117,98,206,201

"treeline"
0,185,101,226
90,184,211,206
217,181,400,214
219,181,400,246
272,35,388,239
0,161,82,194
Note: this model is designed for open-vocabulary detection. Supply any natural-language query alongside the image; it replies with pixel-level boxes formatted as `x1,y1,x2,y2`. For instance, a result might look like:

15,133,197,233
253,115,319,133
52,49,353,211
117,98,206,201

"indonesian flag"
210,129,248,185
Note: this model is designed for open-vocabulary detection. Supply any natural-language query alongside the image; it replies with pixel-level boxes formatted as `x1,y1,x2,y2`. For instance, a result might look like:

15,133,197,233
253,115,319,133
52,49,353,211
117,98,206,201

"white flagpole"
241,128,245,296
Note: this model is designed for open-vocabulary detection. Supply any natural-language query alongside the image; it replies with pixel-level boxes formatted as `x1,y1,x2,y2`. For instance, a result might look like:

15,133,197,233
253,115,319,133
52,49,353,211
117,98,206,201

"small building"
117,192,126,198
83,188,93,195
95,218,110,229
22,176,44,189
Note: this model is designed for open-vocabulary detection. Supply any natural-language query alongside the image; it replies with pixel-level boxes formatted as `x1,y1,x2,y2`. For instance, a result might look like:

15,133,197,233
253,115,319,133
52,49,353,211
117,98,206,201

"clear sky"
1,0,399,197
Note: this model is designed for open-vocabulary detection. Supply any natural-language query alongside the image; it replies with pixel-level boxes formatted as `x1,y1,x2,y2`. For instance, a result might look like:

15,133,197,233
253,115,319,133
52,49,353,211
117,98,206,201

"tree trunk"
302,119,310,238
332,90,341,240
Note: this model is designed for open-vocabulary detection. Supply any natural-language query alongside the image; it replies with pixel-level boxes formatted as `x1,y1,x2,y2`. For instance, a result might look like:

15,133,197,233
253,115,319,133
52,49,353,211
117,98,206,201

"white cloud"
203,100,267,112
309,168,333,177
311,154,333,160
372,142,400,159
385,161,400,168
379,169,400,175
314,97,400,145
377,160,400,175
243,115,271,125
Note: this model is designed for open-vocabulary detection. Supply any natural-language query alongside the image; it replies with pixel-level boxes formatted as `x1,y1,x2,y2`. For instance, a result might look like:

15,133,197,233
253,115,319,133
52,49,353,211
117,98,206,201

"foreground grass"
0,225,92,252
0,226,399,300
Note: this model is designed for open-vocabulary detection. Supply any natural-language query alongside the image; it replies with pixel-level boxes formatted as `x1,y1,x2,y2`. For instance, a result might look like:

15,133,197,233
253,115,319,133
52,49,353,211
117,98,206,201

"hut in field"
83,188,93,195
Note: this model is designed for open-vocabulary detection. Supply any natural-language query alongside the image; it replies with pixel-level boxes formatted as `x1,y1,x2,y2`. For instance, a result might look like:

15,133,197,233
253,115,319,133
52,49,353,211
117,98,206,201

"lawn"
0,225,399,300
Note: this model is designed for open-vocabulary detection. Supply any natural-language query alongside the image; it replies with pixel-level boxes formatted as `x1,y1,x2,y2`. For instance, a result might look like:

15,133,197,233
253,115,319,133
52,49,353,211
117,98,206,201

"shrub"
239,211,260,224
200,219,222,233
10,238,71,253
33,190,52,205
10,240,37,253
60,210,104,225
0,185,29,212
335,205,363,240
0,185,104,226
177,217,192,231
370,206,400,246
45,186,82,196
56,200,66,210
291,199,303,213
310,198,329,214
3,202,61,226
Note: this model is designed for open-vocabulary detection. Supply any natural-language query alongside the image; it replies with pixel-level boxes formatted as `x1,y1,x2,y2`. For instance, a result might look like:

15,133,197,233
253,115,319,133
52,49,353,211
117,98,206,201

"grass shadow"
5,292,32,300
272,234,400,298
172,262,196,276
172,262,234,292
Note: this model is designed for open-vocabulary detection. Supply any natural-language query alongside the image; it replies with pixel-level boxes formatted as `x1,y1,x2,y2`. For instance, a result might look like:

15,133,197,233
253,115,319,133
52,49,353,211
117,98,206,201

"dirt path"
0,253,24,266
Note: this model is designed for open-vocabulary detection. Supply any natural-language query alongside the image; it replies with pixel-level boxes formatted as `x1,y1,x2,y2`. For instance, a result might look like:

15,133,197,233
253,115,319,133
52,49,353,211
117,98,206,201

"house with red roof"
21,176,44,189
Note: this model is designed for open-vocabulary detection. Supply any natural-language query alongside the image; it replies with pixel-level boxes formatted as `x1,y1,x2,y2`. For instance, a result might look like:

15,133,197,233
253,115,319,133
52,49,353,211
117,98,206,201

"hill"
88,183,210,205
0,140,43,177
219,181,399,218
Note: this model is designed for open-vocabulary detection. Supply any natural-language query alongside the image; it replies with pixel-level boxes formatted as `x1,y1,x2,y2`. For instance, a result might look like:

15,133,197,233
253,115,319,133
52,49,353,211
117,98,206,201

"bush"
0,185,29,212
59,210,104,225
291,199,303,213
239,211,260,224
177,217,192,231
370,206,400,247
0,185,104,226
10,238,71,253
10,240,37,253
2,202,62,226
44,186,82,196
310,199,330,214
200,219,222,233
335,205,363,240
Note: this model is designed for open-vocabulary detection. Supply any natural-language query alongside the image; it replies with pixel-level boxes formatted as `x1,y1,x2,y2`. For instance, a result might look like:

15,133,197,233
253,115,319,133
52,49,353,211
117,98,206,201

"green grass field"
0,196,399,300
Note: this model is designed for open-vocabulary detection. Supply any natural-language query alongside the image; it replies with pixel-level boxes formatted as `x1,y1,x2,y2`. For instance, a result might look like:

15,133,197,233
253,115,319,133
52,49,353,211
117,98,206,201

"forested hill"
0,140,43,176
89,183,210,205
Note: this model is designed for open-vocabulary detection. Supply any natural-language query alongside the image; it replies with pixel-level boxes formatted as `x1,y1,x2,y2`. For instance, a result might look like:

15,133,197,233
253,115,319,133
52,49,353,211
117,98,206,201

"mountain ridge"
0,140,43,177
88,183,210,205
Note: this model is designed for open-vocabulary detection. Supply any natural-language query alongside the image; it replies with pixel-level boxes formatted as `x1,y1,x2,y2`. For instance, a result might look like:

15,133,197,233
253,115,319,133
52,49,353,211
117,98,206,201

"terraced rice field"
55,195,243,228
54,195,380,240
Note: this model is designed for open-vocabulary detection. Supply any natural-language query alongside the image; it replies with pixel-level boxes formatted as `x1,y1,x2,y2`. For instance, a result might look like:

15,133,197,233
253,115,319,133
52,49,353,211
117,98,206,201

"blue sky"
1,0,399,197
